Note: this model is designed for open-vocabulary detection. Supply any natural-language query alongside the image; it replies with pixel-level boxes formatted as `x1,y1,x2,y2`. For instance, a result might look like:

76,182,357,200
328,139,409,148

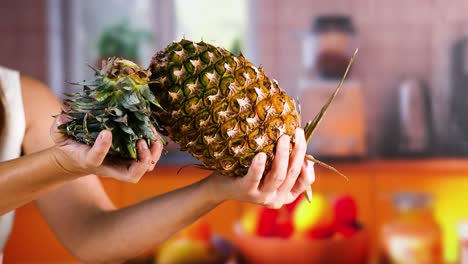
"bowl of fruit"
154,220,240,264
231,194,368,264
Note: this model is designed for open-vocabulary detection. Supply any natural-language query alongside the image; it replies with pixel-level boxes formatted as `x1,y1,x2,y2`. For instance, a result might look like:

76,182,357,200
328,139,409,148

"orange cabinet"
119,167,243,240
371,160,468,263
3,167,243,263
4,160,468,263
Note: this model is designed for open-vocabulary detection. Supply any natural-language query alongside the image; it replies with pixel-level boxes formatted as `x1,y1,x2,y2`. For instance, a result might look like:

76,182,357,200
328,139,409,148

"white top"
0,66,26,259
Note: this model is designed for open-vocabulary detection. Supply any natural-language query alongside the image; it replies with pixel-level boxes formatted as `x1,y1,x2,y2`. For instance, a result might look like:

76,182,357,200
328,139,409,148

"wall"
3,1,468,263
0,0,48,83
256,0,468,156
4,0,468,156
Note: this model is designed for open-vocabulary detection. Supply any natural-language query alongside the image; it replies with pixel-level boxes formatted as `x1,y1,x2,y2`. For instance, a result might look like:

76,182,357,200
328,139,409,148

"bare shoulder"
20,75,62,153
20,75,62,117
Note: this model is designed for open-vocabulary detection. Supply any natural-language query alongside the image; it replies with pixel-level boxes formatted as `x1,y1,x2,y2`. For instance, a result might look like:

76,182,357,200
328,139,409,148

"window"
49,0,163,95
49,0,255,95
48,0,257,163
174,0,249,56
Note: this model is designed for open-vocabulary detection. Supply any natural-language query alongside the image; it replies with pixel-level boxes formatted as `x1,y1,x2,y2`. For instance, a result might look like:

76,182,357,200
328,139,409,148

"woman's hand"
207,128,315,208
49,115,164,182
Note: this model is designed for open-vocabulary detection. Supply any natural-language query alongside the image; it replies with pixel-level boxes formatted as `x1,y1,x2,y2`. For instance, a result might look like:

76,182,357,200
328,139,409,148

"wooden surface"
4,159,468,263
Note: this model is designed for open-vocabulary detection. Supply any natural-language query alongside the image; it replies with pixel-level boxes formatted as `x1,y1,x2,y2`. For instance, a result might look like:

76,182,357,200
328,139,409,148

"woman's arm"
22,76,314,263
39,135,313,264
0,146,77,214
0,76,160,215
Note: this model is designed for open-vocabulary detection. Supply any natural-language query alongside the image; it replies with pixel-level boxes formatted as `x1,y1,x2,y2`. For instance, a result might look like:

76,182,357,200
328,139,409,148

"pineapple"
149,39,301,176
60,39,356,200
60,57,159,159
148,39,355,178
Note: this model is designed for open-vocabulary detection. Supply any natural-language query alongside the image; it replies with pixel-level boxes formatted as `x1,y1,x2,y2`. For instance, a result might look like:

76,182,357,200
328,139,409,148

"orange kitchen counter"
5,159,468,263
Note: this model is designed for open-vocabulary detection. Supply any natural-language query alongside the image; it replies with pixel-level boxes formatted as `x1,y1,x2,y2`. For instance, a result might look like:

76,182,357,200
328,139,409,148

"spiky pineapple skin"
60,57,158,159
149,39,300,176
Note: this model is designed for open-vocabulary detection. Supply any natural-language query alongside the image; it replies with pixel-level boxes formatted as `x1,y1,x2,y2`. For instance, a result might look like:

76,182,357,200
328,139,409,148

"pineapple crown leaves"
59,56,165,159
94,57,161,106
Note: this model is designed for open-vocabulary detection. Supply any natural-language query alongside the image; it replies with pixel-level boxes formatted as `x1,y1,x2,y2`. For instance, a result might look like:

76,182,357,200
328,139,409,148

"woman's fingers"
278,128,307,193
244,152,267,188
127,139,152,183
290,160,315,197
50,114,73,144
209,129,315,208
85,130,112,168
148,134,164,171
259,135,290,193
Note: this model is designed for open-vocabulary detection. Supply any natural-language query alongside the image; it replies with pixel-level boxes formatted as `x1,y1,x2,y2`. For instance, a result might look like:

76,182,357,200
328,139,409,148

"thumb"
85,130,112,167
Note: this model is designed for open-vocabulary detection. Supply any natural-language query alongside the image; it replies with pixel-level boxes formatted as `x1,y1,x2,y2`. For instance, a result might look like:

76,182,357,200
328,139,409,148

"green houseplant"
97,22,154,64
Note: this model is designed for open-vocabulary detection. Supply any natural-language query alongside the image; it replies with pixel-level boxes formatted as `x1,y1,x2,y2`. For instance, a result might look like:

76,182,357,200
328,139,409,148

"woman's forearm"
39,130,314,263
0,147,77,214
73,176,222,263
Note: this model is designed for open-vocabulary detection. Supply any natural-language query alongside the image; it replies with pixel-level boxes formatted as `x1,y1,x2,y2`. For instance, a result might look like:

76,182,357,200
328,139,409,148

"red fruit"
335,224,358,238
306,223,336,239
194,221,212,241
333,195,358,226
275,207,294,238
256,207,279,237
180,220,212,241
276,219,294,238
285,195,302,213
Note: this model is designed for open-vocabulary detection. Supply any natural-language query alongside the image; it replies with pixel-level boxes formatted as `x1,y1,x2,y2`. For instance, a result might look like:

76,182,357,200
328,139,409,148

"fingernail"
257,152,266,163
129,177,139,184
308,174,315,183
156,138,163,146
294,129,304,143
299,128,304,137
306,160,315,167
100,131,110,141
142,141,149,149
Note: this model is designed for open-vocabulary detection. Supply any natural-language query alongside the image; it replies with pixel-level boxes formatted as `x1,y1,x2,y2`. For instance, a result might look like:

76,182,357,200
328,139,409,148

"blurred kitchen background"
3,0,468,263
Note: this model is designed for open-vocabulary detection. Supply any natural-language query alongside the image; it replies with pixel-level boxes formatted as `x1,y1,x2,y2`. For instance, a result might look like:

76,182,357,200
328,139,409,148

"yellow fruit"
156,238,219,264
292,194,334,237
240,207,259,234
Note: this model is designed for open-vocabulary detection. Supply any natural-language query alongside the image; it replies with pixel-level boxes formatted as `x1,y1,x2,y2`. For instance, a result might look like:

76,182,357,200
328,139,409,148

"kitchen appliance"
396,77,433,156
448,36,468,155
301,15,357,79
297,79,366,158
